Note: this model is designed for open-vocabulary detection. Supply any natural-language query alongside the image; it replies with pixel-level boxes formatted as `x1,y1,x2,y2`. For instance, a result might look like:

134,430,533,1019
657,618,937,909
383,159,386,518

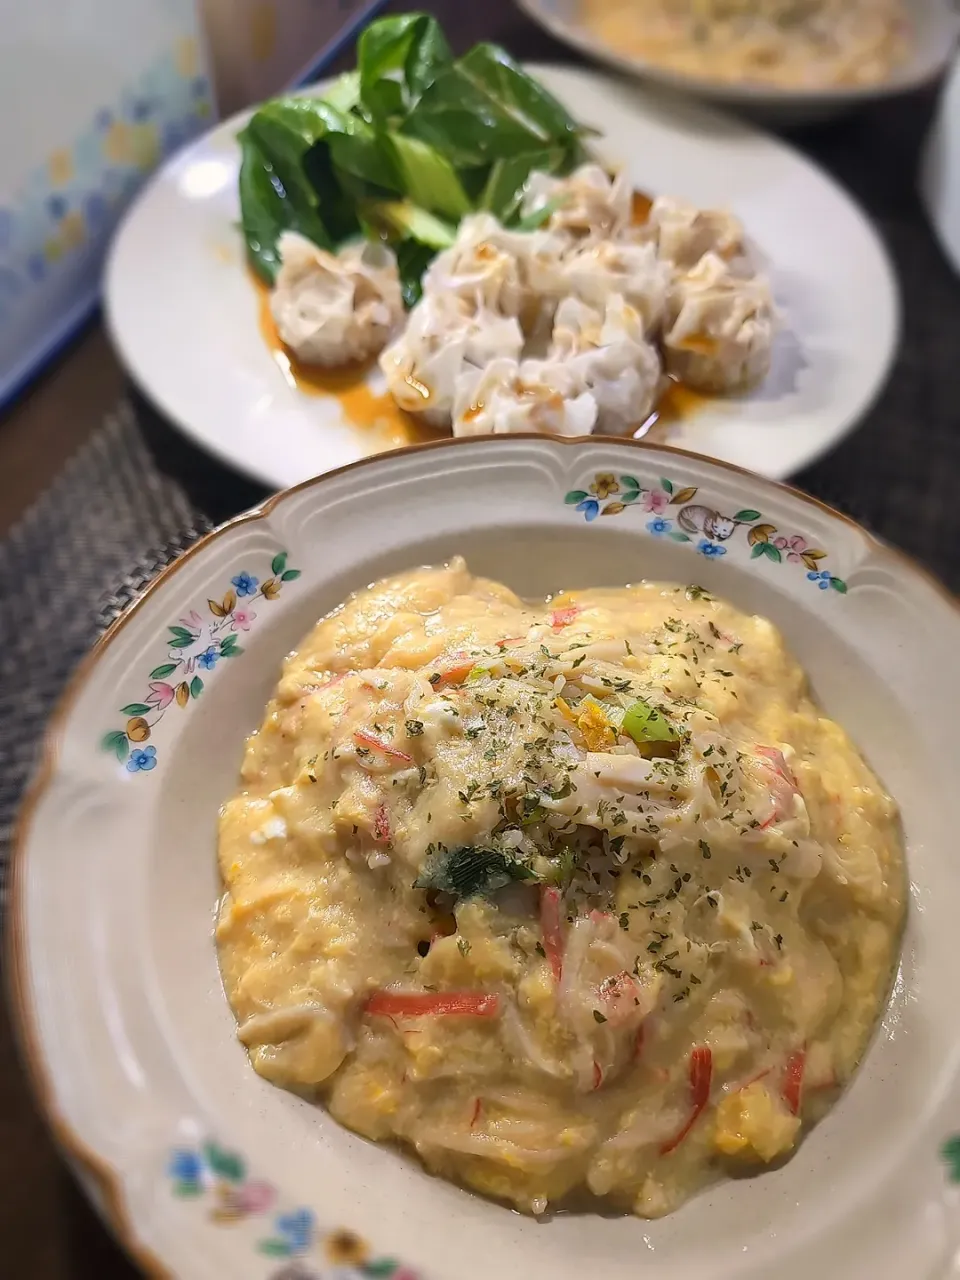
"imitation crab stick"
539,886,565,982
364,991,500,1018
354,729,412,762
660,1045,713,1155
373,803,391,844
550,605,580,630
781,1049,806,1115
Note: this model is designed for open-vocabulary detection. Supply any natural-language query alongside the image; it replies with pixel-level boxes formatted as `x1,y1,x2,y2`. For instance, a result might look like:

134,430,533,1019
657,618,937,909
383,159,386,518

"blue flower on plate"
197,646,219,671
95,107,113,132
168,1147,203,1191
132,97,153,121
232,571,259,597
575,499,600,522
697,539,727,558
47,194,68,221
807,569,832,591
274,1207,315,1254
127,746,157,773
646,517,672,536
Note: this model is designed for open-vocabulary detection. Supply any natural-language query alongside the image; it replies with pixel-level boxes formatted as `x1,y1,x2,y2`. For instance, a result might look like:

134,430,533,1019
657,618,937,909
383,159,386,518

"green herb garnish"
414,844,535,900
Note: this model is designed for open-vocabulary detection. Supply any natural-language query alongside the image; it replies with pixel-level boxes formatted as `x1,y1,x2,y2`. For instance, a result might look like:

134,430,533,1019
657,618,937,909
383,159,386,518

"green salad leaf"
387,133,471,220
401,43,585,169
237,13,587,294
358,12,452,123
238,128,331,284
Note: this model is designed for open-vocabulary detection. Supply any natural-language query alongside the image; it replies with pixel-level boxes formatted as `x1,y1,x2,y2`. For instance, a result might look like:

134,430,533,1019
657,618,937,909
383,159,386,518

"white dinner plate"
10,436,960,1280
104,64,900,490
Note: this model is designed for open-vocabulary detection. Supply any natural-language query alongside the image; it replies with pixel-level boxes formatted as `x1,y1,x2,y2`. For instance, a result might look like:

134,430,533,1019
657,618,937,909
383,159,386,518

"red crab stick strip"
550,605,580,630
364,991,500,1018
781,1049,806,1115
354,729,412,762
660,1045,713,1155
373,803,391,844
540,886,565,982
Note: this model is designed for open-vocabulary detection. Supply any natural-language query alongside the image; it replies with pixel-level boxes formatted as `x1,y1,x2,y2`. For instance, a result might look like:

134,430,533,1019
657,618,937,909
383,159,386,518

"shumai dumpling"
452,357,599,437
661,252,776,393
522,163,632,245
644,196,745,270
380,292,523,427
270,232,403,367
550,294,663,434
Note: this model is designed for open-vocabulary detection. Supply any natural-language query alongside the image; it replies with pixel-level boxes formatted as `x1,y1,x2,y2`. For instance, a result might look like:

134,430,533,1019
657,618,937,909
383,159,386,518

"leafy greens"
415,844,535,901
238,11,587,301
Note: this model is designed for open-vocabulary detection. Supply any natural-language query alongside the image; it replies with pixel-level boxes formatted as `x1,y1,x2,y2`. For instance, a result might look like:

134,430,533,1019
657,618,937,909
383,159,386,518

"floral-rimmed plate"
104,63,900,489
9,435,960,1280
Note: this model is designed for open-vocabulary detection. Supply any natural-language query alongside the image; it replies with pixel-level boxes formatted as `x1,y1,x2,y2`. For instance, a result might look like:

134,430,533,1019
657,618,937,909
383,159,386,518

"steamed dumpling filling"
217,561,904,1220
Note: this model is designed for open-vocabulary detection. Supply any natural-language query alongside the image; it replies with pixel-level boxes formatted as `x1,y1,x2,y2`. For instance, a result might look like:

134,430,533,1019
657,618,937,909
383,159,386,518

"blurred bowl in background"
515,0,960,125
921,49,960,276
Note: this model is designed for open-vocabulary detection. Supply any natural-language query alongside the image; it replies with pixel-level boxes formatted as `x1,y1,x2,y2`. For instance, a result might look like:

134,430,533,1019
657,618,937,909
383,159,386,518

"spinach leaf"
388,134,471,220
415,845,535,900
402,43,584,169
479,146,565,223
250,97,379,243
358,13,452,124
238,127,329,284
361,199,456,250
323,70,362,114
246,99,337,208
394,239,436,308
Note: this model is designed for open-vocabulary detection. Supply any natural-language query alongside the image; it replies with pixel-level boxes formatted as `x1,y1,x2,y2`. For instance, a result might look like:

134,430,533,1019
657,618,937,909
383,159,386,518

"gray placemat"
0,404,213,905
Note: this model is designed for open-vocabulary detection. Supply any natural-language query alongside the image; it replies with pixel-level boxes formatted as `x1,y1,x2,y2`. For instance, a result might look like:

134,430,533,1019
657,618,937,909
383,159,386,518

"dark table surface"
2,0,959,1275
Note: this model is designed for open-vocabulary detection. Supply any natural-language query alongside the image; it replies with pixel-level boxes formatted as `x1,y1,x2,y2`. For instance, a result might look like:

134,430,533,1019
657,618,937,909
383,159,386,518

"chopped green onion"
621,698,679,746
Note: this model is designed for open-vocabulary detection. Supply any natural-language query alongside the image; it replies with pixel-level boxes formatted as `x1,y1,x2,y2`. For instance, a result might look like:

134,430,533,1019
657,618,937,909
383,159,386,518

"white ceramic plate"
10,436,960,1280
516,0,959,122
104,64,899,490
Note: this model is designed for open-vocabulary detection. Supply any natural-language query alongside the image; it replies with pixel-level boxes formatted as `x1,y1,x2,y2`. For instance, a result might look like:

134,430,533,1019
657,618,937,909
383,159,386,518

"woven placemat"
0,404,214,905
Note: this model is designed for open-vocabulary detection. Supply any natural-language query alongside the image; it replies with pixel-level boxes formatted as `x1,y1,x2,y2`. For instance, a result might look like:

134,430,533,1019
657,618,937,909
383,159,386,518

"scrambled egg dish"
580,0,908,89
216,560,904,1217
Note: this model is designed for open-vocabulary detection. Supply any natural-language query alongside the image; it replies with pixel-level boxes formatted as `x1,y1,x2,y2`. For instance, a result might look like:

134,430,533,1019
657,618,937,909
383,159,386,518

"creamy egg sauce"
216,560,904,1218
581,0,908,89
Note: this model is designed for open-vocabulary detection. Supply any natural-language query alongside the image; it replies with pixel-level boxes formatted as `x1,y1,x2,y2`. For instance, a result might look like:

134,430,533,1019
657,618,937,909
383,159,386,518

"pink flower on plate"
179,610,203,631
236,1179,275,1215
146,681,175,709
231,606,257,633
641,489,669,515
773,534,808,563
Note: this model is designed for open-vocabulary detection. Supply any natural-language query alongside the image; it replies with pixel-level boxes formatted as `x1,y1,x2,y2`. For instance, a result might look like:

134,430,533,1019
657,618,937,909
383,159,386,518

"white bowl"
516,0,960,124
10,436,960,1280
